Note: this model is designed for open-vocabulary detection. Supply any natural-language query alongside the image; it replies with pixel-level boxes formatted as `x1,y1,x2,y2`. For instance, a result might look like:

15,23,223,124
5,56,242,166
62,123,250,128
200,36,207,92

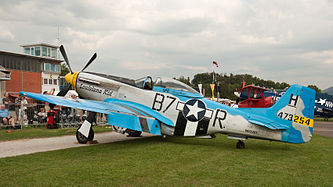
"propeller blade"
59,45,73,74
81,53,97,72
57,84,72,97
49,84,72,109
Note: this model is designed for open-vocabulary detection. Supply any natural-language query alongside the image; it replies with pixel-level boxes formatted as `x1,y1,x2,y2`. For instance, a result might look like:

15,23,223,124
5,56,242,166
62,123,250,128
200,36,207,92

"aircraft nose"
65,72,79,89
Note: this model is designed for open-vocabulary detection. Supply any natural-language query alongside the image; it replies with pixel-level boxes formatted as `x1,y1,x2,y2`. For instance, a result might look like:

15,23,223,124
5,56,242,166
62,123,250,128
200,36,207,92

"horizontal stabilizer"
248,114,289,130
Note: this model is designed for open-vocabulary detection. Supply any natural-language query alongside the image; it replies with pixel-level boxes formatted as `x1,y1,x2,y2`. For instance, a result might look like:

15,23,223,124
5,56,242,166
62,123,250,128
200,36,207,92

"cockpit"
134,76,154,90
134,76,199,94
154,77,199,94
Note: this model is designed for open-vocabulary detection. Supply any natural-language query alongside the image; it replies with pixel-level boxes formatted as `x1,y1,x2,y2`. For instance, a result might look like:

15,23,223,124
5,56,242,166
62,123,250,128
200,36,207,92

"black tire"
87,128,94,141
112,126,126,134
236,140,245,149
76,128,94,144
126,129,142,137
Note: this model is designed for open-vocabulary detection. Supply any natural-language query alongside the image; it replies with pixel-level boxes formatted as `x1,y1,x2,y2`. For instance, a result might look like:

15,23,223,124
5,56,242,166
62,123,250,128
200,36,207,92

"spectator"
43,91,50,112
20,95,28,124
0,104,16,128
37,108,47,123
2,92,10,110
14,95,22,123
46,108,58,129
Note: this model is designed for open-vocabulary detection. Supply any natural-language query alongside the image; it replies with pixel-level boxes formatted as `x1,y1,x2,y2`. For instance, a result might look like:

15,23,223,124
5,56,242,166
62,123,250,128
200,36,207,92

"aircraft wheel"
112,126,126,134
76,128,94,144
126,129,142,137
236,140,245,149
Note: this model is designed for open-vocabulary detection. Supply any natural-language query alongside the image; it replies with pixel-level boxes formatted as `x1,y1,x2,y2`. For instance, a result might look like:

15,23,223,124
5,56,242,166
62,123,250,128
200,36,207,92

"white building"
21,43,62,94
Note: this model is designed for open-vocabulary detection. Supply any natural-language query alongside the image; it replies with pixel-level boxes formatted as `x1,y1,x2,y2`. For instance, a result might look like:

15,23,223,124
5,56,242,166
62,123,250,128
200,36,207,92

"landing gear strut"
236,140,245,149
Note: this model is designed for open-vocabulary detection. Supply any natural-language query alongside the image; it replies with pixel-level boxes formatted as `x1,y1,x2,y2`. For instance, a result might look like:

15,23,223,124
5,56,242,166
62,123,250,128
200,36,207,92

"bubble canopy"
154,77,199,94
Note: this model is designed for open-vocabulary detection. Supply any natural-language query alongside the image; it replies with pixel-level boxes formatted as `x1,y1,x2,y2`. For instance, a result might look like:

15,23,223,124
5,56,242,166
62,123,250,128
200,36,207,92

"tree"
176,76,192,86
307,85,321,93
180,72,293,99
60,63,70,76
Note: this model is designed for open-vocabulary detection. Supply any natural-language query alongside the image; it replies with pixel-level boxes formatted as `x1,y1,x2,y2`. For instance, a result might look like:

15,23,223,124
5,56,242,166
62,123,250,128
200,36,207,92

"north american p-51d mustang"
20,46,316,148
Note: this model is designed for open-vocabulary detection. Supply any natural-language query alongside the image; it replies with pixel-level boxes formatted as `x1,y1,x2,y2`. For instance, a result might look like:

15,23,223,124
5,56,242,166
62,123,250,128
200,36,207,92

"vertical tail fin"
269,84,316,143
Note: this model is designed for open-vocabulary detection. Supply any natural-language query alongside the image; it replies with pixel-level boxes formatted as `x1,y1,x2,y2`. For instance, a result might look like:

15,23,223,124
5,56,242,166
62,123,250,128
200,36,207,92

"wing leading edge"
20,92,174,135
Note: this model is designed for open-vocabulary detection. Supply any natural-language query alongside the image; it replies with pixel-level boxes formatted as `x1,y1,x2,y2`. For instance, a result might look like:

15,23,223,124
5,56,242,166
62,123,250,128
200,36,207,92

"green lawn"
314,117,333,122
0,125,112,142
0,134,332,186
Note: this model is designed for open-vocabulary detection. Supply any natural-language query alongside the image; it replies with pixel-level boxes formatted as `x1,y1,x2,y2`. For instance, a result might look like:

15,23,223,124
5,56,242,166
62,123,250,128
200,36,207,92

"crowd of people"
0,91,104,129
0,92,27,129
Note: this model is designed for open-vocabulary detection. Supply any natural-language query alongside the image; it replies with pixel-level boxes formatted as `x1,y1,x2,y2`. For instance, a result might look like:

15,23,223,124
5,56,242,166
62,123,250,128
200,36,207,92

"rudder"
269,84,316,143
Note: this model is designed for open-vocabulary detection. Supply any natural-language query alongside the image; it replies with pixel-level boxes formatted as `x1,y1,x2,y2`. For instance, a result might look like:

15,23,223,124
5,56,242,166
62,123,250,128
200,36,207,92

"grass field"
0,126,112,142
314,117,333,122
0,134,332,186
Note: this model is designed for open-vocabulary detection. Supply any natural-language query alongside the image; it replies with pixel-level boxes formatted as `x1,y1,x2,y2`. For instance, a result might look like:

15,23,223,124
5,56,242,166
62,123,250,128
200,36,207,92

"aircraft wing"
20,92,174,135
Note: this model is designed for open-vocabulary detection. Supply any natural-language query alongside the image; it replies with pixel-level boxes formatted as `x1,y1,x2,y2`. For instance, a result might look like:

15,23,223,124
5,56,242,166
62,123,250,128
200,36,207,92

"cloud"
299,49,333,64
0,27,14,42
1,0,333,89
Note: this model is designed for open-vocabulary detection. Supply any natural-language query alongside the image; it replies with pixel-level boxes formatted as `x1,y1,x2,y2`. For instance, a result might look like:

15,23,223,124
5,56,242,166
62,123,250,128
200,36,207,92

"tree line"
176,73,321,100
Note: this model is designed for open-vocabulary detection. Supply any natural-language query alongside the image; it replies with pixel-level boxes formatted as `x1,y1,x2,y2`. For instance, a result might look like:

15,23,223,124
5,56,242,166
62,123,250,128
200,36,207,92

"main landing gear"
112,126,142,137
76,112,96,144
126,129,142,137
76,128,94,144
236,140,245,149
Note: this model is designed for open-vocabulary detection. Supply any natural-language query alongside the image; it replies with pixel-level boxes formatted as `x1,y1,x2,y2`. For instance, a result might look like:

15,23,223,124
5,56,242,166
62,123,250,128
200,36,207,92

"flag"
198,84,203,95
213,61,219,67
210,84,215,99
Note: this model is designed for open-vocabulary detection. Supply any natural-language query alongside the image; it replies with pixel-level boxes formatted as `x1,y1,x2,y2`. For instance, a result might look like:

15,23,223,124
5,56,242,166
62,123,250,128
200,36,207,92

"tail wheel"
236,140,245,149
76,128,94,144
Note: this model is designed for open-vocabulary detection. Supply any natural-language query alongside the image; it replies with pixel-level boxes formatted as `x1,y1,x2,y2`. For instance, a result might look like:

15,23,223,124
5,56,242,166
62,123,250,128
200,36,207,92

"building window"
49,79,52,84
51,64,55,71
42,47,47,57
53,79,57,85
45,63,50,71
47,48,51,57
31,47,35,55
44,78,48,84
25,48,30,55
51,48,57,58
35,47,41,56
56,65,60,72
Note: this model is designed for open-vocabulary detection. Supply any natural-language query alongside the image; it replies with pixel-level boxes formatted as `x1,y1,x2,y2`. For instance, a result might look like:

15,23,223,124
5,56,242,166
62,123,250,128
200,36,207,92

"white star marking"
318,98,326,105
185,100,205,120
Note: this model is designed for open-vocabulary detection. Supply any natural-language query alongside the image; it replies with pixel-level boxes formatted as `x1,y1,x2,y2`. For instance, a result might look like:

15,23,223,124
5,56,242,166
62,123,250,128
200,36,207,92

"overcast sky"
1,0,333,89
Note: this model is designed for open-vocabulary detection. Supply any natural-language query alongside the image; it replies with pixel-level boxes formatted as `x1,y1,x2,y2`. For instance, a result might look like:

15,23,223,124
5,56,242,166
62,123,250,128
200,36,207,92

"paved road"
0,132,152,158
314,121,333,138
0,121,331,159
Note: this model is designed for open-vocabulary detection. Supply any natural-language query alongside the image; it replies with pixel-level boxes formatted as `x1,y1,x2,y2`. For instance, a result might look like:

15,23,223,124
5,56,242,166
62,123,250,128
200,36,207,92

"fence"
0,103,108,129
